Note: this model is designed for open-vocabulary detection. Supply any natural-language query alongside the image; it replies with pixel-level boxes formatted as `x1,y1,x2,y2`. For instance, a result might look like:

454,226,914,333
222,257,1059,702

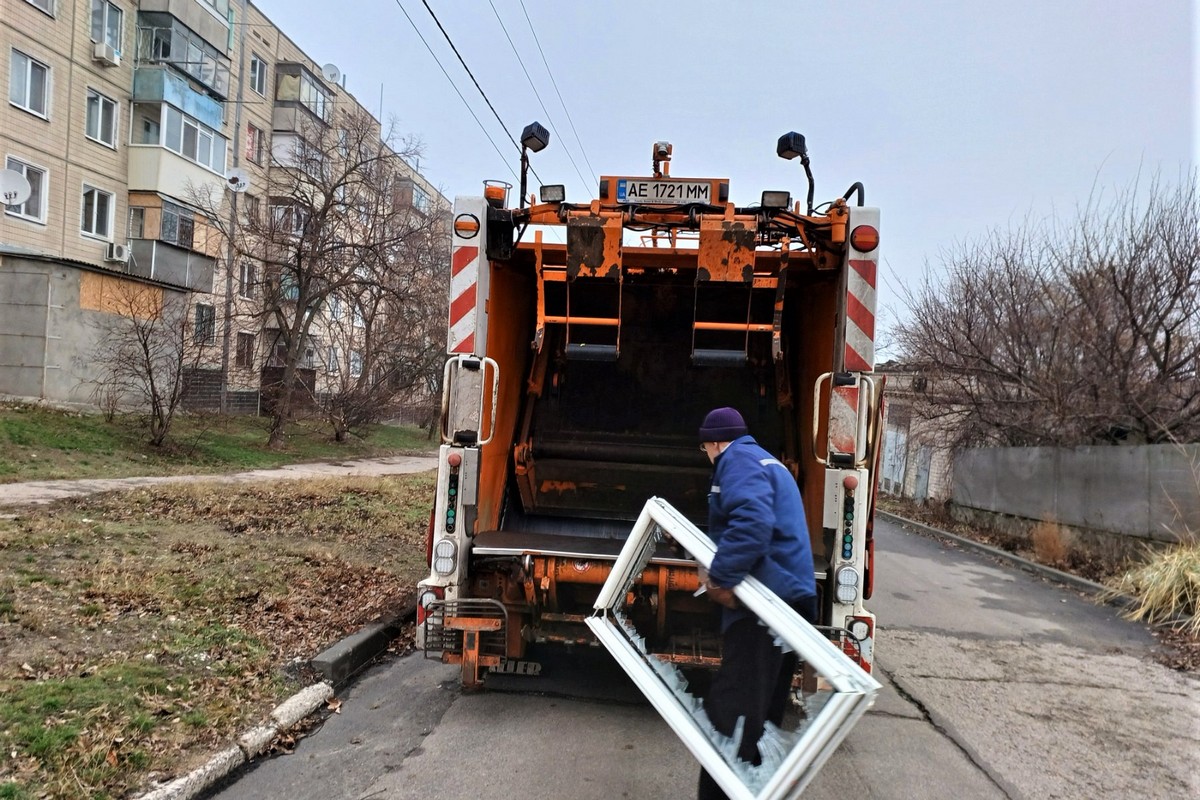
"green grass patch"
0,474,434,797
0,404,435,484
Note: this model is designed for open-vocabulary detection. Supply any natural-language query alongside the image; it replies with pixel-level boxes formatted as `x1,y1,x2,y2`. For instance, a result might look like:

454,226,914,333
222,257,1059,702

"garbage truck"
416,132,883,690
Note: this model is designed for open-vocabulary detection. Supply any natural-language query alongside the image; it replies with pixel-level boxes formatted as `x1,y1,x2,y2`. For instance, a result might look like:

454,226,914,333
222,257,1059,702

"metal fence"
952,445,1200,543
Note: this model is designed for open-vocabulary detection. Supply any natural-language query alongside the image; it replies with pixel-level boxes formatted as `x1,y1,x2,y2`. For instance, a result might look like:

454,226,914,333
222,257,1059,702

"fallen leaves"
0,474,434,799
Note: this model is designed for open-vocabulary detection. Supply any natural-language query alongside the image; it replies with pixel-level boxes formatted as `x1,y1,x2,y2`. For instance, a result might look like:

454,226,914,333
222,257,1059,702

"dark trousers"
698,596,818,800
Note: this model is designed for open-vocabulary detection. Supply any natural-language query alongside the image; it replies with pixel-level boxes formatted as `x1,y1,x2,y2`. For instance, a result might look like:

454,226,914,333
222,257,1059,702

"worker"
696,406,818,800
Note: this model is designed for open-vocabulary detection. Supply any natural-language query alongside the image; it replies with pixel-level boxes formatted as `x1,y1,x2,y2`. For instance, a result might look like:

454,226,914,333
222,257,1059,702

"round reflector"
453,213,480,239
850,225,879,253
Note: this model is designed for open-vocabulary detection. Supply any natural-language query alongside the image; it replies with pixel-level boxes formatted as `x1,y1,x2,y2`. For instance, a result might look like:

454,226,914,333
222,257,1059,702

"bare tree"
90,281,210,446
319,200,450,441
895,173,1200,447
195,106,442,448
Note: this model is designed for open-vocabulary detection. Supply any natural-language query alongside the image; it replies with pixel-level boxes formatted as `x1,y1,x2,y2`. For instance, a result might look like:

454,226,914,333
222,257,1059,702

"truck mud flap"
586,498,880,800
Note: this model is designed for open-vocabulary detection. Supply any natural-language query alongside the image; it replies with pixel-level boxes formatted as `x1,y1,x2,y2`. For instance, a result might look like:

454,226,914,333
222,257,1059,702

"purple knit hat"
698,407,748,443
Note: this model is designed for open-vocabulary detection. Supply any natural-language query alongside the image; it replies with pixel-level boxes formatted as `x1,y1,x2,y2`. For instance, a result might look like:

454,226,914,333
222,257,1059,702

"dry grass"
0,473,434,800
1030,520,1071,568
1108,542,1200,636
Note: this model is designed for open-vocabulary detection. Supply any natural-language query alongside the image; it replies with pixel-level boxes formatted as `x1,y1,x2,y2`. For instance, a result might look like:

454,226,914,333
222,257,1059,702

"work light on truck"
760,190,791,210
836,566,860,604
539,184,566,203
433,539,458,576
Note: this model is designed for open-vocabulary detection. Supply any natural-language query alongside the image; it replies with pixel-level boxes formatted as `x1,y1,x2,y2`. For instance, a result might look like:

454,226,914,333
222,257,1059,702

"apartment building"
0,0,444,411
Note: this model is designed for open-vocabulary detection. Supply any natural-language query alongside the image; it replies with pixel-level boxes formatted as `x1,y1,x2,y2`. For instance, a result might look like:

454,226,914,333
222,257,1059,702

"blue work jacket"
707,435,817,630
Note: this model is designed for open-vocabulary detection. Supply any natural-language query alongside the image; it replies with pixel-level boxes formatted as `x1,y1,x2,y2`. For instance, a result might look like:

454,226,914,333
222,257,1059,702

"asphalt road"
207,518,1200,800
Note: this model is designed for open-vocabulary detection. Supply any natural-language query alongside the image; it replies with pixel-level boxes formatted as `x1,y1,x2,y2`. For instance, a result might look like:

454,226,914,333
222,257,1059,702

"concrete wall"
0,255,189,407
953,445,1200,543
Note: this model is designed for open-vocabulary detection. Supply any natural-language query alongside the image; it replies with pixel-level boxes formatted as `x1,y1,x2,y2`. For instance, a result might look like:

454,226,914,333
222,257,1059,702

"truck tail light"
416,586,445,626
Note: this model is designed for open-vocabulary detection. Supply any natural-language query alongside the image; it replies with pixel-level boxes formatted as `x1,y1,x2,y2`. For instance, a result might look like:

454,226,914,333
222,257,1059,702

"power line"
518,0,597,186
418,0,544,186
391,0,518,182
487,0,591,193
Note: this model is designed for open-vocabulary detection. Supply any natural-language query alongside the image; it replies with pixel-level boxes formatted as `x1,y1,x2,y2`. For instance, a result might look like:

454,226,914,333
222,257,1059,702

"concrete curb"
878,510,1136,609
311,605,413,686
131,604,416,800
133,682,334,800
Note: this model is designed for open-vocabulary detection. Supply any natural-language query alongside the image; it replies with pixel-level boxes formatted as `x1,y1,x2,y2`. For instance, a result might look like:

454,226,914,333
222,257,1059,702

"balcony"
128,145,223,204
135,16,231,99
127,239,215,293
133,66,222,130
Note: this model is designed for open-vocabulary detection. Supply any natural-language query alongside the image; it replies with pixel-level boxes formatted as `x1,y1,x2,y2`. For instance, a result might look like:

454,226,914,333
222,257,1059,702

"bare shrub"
1031,521,1070,567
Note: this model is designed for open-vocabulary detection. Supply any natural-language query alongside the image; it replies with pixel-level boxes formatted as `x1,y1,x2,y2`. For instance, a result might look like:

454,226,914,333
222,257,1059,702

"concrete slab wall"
953,445,1199,543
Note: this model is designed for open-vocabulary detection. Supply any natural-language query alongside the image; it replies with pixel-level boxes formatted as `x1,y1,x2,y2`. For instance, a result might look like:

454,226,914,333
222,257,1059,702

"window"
349,350,363,378
4,157,46,223
275,67,331,121
302,347,315,369
412,185,431,214
81,185,113,239
90,1,123,51
269,203,307,236
85,89,117,147
246,123,263,164
352,303,365,328
10,49,49,117
249,54,266,96
328,295,342,320
239,262,256,298
242,194,259,224
128,207,144,238
156,106,227,172
235,332,255,367
26,0,54,14
159,201,195,248
134,14,230,97
194,304,215,344
327,346,340,374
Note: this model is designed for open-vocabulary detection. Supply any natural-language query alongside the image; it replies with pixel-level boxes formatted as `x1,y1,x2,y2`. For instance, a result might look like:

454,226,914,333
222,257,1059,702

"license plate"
616,179,711,205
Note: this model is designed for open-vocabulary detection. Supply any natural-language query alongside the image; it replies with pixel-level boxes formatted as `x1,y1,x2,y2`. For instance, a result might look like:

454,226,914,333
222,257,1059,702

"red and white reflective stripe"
448,243,479,354
843,208,879,373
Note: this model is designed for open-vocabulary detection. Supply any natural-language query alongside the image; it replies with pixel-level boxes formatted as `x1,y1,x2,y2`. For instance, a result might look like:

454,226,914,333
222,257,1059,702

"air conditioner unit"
92,42,121,67
104,242,129,263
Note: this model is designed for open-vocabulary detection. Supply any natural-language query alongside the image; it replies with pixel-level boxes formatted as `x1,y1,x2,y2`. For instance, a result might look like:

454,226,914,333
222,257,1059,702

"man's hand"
705,581,739,609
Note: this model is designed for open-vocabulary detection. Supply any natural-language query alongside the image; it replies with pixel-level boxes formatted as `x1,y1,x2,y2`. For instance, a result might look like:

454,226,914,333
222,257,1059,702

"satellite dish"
225,168,250,193
321,62,342,84
0,169,32,207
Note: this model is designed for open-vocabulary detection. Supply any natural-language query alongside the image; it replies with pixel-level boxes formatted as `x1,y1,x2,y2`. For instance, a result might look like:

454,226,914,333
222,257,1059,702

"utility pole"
219,0,250,414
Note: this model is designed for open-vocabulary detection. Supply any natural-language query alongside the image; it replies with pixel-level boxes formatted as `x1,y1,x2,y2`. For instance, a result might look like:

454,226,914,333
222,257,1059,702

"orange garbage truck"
416,133,883,690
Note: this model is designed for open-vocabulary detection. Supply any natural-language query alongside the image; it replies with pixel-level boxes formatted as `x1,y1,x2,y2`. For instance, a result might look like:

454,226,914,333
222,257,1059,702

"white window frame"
85,88,118,148
25,0,54,15
4,156,47,223
249,53,266,96
10,49,50,118
90,0,123,51
349,350,363,378
328,346,340,375
159,105,227,174
585,498,882,800
80,184,114,240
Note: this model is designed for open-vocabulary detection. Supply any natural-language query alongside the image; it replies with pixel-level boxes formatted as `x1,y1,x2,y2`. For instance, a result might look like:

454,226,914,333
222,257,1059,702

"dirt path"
0,455,439,508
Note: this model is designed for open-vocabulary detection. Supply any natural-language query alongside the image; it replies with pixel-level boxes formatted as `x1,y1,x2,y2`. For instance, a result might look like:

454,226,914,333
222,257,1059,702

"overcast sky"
252,0,1195,334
